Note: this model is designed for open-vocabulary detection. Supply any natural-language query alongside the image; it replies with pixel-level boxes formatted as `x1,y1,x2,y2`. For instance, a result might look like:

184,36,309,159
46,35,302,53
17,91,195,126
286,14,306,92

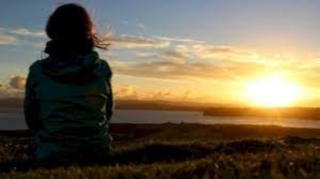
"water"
1,108,320,130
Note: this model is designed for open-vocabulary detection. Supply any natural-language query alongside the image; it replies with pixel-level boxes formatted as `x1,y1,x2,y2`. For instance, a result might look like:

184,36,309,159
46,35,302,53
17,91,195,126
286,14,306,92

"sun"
244,75,301,107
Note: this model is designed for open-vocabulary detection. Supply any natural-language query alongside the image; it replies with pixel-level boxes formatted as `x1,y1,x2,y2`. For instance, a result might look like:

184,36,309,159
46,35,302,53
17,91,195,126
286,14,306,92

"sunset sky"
1,0,320,106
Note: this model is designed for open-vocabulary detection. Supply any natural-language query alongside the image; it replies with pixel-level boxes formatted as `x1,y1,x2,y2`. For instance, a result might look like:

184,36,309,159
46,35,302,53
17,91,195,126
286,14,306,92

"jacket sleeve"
102,60,114,121
106,76,114,121
24,62,40,131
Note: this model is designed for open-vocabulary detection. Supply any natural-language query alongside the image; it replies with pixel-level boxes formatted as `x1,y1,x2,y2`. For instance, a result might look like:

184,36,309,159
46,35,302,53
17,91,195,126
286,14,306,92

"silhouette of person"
24,3,113,164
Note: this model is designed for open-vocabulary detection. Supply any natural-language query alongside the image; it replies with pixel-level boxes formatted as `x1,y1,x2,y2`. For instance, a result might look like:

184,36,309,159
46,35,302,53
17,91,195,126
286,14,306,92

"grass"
0,123,320,178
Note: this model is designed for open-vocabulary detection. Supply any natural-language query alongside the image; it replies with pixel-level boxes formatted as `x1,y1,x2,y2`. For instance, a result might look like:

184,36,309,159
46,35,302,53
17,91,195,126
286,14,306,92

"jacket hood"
41,51,100,83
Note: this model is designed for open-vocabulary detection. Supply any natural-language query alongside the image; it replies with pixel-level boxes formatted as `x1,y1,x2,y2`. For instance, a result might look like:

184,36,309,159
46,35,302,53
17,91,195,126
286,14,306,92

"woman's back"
24,3,113,161
25,51,113,160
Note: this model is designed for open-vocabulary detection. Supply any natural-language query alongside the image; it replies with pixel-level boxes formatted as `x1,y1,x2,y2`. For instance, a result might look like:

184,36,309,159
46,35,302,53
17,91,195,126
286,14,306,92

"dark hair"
45,3,109,57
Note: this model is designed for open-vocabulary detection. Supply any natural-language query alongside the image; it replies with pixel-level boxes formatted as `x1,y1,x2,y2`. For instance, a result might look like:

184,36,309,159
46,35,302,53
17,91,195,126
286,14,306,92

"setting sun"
245,75,302,107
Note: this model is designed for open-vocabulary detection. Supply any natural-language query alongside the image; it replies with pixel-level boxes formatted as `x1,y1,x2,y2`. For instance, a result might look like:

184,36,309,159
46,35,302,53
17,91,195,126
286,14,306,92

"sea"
1,108,320,130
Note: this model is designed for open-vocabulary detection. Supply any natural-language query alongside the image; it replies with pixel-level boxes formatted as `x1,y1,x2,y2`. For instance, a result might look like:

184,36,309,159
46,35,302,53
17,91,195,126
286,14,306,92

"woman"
24,3,113,163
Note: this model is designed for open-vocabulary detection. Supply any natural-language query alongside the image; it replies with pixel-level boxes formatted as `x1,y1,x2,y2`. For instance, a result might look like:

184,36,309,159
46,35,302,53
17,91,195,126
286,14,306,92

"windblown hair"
45,3,109,57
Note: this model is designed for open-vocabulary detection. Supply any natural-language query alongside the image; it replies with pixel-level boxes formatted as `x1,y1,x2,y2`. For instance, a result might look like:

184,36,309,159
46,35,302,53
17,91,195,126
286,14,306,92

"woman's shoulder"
97,58,113,78
28,60,43,74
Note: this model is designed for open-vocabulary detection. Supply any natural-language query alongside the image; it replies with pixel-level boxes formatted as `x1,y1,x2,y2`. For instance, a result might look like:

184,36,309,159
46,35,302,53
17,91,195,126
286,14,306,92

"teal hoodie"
24,51,113,160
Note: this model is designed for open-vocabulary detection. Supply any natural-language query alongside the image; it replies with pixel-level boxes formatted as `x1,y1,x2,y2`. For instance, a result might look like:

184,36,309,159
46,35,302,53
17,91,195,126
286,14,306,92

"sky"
1,0,320,106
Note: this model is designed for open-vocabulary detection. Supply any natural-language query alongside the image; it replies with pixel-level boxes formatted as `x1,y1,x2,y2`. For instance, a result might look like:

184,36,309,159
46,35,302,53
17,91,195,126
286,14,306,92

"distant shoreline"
204,107,320,120
2,98,320,120
3,106,320,121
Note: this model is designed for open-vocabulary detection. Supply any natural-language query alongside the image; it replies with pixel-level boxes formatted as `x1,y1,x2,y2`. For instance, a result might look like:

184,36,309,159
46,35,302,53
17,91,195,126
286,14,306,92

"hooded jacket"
24,51,113,160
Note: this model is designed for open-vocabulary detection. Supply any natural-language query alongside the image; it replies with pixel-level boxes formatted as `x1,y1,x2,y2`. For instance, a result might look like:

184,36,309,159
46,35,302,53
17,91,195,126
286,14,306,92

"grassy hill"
0,123,320,178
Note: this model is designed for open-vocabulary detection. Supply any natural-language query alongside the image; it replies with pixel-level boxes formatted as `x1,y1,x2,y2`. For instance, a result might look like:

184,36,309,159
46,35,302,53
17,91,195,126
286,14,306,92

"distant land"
0,98,230,111
204,107,320,120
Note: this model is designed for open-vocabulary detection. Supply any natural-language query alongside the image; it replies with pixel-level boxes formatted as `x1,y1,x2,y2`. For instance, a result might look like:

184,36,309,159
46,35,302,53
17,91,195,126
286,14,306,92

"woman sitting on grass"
24,3,113,164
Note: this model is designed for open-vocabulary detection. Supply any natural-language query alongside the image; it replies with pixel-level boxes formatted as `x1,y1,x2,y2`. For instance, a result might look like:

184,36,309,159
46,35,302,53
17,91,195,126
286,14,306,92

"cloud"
0,27,46,38
170,44,297,68
107,44,278,82
153,36,205,44
0,33,17,45
9,76,26,90
175,45,192,54
192,44,253,61
159,51,188,64
110,59,252,81
0,80,25,99
103,34,314,89
133,51,154,58
137,23,146,29
0,27,47,47
114,85,139,99
0,87,10,98
11,28,46,38
110,35,170,49
114,85,194,101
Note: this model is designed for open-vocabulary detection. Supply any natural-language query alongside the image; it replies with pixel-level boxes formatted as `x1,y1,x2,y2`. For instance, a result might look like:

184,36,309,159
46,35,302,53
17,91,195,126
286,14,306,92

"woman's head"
45,3,109,57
